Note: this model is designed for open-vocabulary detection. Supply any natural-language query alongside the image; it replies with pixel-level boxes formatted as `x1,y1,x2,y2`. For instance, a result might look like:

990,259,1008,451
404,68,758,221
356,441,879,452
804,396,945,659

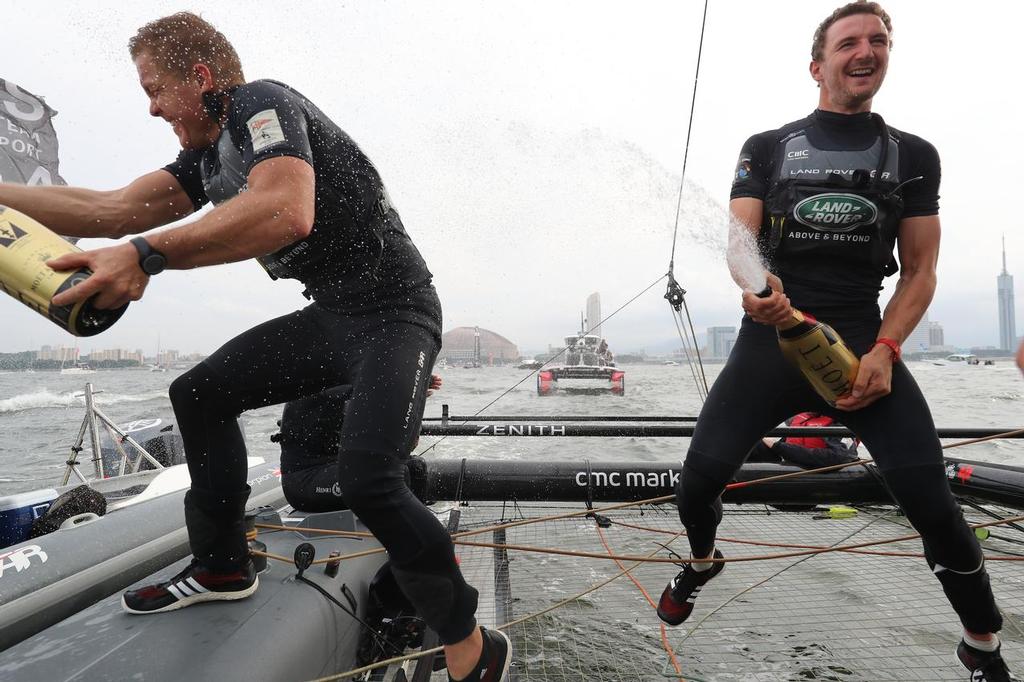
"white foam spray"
671,180,767,293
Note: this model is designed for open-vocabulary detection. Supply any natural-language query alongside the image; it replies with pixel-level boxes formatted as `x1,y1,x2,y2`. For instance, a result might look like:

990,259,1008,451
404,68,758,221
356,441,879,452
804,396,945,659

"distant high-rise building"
997,236,1016,351
37,345,78,362
707,326,737,359
928,321,944,348
905,311,931,353
586,292,601,337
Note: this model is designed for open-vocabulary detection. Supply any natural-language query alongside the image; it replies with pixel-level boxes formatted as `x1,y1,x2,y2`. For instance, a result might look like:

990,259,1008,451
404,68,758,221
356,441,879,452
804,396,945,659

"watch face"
143,254,166,275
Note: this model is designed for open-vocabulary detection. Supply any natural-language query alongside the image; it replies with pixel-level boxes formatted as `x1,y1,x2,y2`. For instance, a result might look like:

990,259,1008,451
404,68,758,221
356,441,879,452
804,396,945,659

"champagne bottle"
0,205,127,336
757,287,859,405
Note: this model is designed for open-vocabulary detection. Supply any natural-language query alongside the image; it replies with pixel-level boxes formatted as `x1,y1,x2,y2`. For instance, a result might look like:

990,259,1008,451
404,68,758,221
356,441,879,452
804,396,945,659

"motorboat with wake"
537,293,625,396
537,331,625,396
537,299,624,398
933,353,981,366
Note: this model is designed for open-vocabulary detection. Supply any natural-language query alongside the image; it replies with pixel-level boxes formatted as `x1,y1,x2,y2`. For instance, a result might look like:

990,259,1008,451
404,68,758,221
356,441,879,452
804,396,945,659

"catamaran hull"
537,367,625,396
0,458,285,652
0,508,387,680
417,457,1024,510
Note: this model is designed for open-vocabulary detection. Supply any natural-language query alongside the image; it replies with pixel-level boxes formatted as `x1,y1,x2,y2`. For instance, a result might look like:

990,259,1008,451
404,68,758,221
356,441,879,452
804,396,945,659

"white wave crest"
0,389,168,414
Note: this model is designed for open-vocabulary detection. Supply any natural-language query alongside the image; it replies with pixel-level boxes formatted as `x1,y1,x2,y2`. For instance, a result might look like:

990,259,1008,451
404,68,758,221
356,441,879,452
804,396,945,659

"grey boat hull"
0,457,285,652
0,508,388,681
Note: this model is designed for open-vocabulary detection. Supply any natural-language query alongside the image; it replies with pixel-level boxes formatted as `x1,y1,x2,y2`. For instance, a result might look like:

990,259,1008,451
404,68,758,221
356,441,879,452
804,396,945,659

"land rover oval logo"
793,193,877,232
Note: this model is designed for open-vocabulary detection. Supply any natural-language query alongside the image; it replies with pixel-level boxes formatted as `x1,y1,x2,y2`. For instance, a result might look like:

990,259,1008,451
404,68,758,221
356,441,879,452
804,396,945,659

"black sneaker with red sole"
448,626,512,682
122,558,258,614
656,549,725,626
957,639,1021,682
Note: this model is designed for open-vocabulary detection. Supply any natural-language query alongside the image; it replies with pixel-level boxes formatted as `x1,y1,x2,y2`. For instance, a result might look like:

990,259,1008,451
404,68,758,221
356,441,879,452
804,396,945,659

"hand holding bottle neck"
775,308,811,332
746,276,798,328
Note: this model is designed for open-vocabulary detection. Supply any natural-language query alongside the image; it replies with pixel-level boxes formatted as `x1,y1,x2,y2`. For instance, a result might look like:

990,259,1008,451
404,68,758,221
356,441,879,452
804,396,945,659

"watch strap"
130,236,166,275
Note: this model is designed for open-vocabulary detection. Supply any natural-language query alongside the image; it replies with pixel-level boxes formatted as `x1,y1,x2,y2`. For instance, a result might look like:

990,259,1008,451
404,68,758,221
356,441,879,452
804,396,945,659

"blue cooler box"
0,489,59,549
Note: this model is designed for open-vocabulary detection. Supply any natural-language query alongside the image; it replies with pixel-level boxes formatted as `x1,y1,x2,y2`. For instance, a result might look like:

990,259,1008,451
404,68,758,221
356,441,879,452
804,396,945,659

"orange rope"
595,523,686,682
253,513,1024,567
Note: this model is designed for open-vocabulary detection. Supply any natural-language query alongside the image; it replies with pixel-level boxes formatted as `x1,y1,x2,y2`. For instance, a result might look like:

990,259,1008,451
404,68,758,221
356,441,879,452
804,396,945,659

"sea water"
1,361,1021,496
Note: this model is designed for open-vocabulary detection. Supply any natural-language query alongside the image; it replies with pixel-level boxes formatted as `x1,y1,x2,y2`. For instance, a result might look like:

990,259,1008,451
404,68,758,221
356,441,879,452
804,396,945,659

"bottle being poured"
754,286,859,405
728,219,858,406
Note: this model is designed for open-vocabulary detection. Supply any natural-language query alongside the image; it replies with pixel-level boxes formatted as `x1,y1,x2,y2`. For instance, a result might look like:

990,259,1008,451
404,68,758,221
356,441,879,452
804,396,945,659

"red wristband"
873,337,901,362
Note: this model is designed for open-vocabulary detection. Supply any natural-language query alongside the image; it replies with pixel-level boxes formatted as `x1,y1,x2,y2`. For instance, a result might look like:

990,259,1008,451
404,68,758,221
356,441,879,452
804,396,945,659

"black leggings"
676,316,1002,634
169,299,479,645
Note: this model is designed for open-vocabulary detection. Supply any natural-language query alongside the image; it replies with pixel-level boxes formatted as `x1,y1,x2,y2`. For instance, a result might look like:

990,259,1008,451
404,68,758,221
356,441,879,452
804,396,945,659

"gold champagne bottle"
757,287,859,405
0,204,127,336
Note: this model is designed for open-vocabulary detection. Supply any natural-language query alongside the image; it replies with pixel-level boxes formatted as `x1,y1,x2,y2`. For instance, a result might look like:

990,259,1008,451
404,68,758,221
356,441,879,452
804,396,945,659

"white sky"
0,0,1019,355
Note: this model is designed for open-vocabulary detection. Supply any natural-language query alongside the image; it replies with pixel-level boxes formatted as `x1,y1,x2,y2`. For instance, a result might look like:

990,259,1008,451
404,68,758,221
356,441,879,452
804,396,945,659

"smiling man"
0,12,510,682
656,3,1017,680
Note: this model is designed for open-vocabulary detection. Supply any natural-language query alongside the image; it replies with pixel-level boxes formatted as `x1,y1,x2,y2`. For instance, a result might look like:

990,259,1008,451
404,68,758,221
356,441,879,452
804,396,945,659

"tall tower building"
905,310,931,353
586,292,601,337
997,236,1016,351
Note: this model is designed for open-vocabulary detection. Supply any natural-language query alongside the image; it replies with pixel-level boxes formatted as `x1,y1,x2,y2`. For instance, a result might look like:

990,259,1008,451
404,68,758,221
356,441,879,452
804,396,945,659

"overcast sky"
0,1,1019,355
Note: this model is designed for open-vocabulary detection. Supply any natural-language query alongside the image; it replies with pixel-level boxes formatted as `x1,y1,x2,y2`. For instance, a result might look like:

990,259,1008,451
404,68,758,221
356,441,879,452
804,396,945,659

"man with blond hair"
0,13,510,682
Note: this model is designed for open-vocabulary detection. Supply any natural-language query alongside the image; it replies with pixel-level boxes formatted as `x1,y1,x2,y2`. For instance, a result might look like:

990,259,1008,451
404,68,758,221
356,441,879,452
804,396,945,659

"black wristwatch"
130,237,167,275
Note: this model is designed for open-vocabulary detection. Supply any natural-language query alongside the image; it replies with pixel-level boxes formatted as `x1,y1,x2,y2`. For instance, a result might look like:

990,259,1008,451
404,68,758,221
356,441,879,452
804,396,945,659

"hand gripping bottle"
0,204,127,336
758,288,859,405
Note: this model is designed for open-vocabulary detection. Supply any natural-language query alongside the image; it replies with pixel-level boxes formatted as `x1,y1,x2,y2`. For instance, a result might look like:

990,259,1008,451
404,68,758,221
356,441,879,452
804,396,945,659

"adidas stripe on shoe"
656,549,725,626
122,558,258,615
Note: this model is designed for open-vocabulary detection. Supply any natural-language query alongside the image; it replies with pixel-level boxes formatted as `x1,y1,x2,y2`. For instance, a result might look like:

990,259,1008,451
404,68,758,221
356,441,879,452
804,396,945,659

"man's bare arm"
48,156,315,309
0,169,194,238
835,214,939,411
147,156,315,269
878,215,940,344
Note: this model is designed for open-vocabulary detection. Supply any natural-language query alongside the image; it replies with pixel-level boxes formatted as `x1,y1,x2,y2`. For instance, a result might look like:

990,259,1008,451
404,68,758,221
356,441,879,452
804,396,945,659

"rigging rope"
667,0,710,270
663,0,712,400
306,536,686,682
415,0,717,434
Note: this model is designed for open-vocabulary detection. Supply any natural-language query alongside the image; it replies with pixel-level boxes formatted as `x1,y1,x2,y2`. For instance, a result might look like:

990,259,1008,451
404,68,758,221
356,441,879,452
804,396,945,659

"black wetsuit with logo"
675,110,1001,634
162,79,477,644
277,385,355,513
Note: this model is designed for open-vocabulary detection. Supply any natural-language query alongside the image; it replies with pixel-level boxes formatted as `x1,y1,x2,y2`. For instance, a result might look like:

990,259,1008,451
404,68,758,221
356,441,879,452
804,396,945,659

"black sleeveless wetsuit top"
730,109,940,317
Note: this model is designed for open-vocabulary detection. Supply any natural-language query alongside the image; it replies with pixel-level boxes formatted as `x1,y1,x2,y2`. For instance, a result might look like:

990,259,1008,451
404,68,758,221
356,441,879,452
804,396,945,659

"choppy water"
1,361,1022,680
1,361,1021,496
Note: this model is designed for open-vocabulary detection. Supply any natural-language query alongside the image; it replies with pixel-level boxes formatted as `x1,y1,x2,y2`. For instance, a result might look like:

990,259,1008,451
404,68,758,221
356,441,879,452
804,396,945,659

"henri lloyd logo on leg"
794,193,877,233
403,351,427,431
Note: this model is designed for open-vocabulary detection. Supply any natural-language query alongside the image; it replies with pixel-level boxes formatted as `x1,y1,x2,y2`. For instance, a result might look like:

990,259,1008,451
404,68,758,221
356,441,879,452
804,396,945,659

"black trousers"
676,316,1002,634
169,292,479,645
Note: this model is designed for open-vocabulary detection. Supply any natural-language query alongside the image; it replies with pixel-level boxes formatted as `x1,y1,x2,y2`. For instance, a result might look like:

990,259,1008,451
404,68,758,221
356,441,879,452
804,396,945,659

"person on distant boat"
278,375,442,512
656,4,1016,680
0,13,509,681
745,412,859,469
